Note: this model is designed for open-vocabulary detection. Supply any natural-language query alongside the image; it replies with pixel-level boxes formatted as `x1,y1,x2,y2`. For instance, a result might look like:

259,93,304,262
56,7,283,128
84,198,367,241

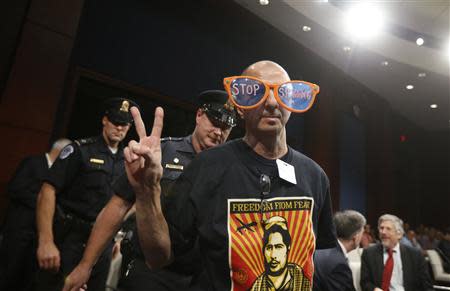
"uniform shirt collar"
180,135,196,154
98,135,124,156
108,146,118,154
186,134,193,146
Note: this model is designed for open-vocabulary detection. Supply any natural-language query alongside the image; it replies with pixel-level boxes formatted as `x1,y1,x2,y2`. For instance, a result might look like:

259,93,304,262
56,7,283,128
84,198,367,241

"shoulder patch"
160,137,183,143
59,145,74,159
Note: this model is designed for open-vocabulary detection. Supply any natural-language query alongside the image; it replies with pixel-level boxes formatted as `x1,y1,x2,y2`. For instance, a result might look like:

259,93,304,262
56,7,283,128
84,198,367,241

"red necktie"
381,248,394,291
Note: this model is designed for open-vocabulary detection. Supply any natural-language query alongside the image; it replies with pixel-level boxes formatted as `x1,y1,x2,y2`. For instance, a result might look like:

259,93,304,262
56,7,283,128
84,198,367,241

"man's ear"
196,108,204,117
102,116,108,126
351,234,358,245
195,108,204,125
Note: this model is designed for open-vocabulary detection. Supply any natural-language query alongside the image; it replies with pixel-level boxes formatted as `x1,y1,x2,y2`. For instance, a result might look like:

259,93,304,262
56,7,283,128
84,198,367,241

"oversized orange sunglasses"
223,76,320,113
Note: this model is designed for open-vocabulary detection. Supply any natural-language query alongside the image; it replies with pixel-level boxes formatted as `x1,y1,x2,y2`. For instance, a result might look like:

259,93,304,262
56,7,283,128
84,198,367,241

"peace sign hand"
124,107,164,195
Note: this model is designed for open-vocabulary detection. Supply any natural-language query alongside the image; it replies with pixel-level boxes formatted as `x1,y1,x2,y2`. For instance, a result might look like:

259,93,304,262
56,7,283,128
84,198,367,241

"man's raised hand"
124,107,164,194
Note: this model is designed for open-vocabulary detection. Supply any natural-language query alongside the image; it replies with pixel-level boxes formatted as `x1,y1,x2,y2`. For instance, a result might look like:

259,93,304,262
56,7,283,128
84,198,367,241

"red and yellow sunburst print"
227,197,315,291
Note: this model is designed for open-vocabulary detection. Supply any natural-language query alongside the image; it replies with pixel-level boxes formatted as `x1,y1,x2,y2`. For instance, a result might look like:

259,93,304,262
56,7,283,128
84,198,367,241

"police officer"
0,138,70,291
62,90,237,291
35,98,137,291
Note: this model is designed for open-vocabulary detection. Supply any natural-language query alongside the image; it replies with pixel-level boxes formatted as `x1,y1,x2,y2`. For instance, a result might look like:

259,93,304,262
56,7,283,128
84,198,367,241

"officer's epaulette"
74,137,96,146
160,137,183,143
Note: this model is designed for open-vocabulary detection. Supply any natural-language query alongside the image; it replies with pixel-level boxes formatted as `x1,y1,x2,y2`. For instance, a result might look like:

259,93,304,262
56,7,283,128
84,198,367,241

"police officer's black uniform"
115,90,237,291
0,154,49,291
35,98,136,291
117,135,197,291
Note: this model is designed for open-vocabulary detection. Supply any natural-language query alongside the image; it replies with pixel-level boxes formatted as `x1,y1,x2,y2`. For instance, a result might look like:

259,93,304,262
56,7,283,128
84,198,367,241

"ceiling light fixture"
406,84,414,90
302,26,311,32
381,61,389,66
259,0,269,5
345,3,384,39
416,37,424,46
343,46,352,52
430,104,438,109
418,72,426,78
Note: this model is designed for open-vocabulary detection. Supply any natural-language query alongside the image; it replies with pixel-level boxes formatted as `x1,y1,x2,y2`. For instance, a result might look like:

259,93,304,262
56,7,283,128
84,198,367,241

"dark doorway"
64,70,195,143
59,68,244,143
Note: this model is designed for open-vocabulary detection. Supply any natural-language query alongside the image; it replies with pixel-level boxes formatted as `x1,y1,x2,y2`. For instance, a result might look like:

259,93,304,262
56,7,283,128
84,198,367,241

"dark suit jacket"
313,245,356,291
360,243,433,291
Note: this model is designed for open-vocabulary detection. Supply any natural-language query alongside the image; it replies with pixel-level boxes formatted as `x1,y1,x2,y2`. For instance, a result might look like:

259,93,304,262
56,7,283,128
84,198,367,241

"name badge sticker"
276,159,297,185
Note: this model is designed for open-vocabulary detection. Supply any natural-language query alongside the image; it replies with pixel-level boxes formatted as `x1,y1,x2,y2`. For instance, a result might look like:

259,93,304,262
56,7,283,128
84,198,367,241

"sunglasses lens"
278,82,315,111
229,78,266,107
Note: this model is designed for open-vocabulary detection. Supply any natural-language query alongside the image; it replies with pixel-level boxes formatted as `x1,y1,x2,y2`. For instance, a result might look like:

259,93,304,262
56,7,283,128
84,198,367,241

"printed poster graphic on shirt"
228,197,315,291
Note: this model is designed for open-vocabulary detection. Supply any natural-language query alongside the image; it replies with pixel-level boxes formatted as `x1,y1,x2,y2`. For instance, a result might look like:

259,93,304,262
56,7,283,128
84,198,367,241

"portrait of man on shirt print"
228,197,315,291
250,216,310,291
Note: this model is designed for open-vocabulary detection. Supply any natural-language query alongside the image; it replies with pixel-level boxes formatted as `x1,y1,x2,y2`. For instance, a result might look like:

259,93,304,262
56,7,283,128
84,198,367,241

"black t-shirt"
164,139,336,291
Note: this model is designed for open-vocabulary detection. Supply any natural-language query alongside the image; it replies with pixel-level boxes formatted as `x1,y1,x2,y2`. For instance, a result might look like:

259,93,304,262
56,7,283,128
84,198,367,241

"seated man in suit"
314,210,366,291
360,214,433,291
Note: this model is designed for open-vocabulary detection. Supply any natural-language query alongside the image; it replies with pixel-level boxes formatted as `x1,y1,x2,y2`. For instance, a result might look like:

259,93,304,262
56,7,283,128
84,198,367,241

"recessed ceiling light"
343,46,352,52
406,84,414,90
418,72,426,78
259,0,269,5
302,26,311,32
430,104,438,109
416,37,424,46
381,61,389,66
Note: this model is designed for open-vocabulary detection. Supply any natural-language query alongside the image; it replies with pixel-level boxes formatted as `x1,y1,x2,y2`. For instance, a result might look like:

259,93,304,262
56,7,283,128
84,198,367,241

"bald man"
126,60,336,290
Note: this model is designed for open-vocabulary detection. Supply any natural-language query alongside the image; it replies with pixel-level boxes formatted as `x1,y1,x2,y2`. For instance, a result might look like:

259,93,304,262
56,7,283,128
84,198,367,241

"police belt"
55,204,94,235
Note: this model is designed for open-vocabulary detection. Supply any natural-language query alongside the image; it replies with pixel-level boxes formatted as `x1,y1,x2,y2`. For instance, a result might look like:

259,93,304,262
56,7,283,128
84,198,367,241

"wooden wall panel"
304,82,340,211
0,0,84,222
0,0,30,97
365,100,396,225
0,125,49,221
0,22,73,131
28,0,84,38
0,126,49,183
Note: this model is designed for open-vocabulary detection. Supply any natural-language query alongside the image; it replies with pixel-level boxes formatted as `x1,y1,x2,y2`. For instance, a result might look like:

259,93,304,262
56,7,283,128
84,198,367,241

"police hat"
104,98,138,125
197,90,237,128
